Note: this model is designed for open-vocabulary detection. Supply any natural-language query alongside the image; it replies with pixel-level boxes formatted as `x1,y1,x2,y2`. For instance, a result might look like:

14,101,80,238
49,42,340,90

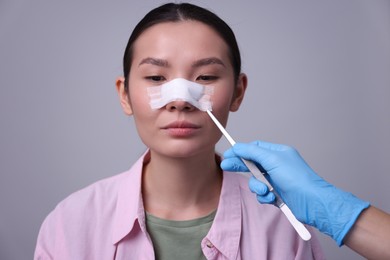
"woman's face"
117,20,247,158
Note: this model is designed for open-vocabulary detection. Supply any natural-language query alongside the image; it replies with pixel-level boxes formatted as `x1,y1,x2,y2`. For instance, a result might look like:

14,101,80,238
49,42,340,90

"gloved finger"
220,157,249,172
256,192,276,204
250,140,289,152
232,142,271,163
249,176,269,195
222,147,237,159
231,143,268,172
223,146,263,172
249,177,276,204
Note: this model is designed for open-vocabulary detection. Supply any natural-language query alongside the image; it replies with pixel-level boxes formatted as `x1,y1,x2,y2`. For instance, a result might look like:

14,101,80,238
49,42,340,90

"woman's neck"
142,149,222,220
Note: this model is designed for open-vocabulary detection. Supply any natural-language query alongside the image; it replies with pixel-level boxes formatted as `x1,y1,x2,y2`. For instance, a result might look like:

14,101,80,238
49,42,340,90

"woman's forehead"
130,20,230,66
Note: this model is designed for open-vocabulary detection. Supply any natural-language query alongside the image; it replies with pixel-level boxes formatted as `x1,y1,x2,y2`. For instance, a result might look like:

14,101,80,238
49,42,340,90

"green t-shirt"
145,210,216,260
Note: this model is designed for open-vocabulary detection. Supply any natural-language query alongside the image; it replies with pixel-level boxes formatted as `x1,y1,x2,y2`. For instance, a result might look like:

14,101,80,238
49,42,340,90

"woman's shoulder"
36,170,136,241
35,170,136,259
41,154,146,228
54,170,129,214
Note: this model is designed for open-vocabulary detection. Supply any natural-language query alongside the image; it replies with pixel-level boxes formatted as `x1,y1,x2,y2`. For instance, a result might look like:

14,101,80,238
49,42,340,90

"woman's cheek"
129,88,152,112
212,87,234,110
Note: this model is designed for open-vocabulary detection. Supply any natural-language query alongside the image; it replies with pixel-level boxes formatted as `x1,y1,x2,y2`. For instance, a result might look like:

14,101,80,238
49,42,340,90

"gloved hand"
221,140,370,246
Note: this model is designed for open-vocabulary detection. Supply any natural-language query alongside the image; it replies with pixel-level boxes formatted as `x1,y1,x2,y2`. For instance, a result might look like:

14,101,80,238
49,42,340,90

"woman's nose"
165,100,196,112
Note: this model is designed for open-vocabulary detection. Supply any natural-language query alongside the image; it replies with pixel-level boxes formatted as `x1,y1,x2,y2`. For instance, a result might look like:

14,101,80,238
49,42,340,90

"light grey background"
0,0,389,259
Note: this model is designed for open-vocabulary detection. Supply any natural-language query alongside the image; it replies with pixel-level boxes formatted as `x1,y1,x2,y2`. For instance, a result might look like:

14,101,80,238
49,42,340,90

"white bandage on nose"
147,78,214,111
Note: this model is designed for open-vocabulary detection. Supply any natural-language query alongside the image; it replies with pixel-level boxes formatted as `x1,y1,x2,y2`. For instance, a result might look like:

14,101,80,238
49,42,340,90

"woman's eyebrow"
138,57,225,68
139,57,169,67
192,57,226,68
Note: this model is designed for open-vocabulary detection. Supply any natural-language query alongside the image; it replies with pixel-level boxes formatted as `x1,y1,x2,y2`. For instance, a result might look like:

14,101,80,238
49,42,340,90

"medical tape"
147,78,214,111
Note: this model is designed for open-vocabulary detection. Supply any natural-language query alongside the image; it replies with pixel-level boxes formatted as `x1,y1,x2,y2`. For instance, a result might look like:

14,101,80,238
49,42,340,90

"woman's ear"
230,73,248,112
116,76,133,116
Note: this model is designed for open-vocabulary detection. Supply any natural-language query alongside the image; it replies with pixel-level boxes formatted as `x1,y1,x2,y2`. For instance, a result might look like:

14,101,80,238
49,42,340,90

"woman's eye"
196,75,218,81
145,76,165,82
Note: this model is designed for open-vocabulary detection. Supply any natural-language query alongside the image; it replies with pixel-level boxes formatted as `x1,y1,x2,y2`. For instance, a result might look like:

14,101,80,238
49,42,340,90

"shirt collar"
111,150,150,244
111,150,243,258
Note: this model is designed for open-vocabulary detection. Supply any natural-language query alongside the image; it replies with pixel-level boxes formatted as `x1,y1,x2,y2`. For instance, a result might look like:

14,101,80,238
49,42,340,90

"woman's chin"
149,141,215,159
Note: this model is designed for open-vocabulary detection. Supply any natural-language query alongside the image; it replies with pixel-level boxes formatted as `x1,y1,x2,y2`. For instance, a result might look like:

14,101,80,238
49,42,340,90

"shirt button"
206,240,214,248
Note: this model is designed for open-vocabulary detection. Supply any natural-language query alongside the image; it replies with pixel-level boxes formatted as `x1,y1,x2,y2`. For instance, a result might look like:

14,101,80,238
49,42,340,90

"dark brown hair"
122,2,241,90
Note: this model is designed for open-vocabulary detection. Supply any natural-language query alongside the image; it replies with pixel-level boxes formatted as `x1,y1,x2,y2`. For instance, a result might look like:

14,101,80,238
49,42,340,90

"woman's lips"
162,121,201,137
162,121,200,129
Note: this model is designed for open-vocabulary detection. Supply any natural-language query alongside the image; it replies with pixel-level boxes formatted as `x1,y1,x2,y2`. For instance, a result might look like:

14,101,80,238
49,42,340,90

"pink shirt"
35,152,324,259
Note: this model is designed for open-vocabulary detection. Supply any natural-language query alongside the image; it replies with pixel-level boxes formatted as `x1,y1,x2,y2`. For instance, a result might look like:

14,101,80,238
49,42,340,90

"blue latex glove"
221,141,370,246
